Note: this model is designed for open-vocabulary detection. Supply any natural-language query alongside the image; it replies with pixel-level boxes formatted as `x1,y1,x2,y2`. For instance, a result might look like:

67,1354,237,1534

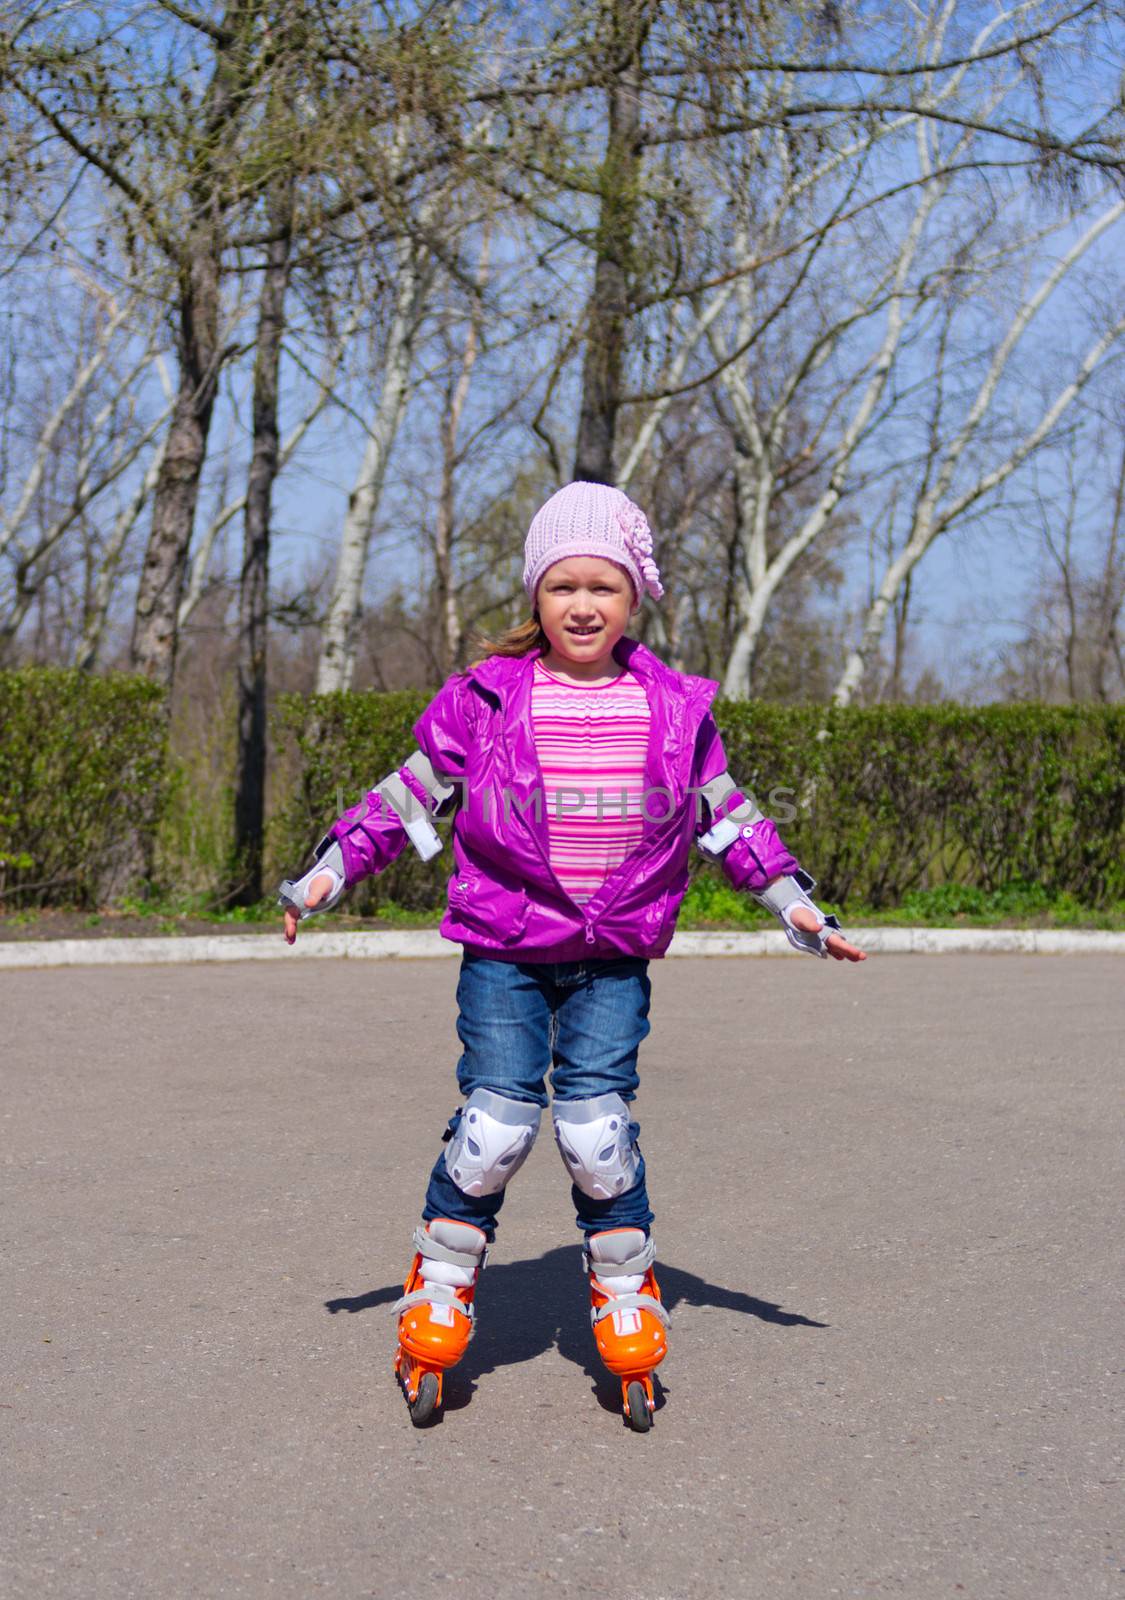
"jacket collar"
466,635,714,706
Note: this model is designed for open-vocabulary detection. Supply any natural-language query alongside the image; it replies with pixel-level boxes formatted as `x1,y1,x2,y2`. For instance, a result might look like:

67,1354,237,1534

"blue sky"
6,0,1123,695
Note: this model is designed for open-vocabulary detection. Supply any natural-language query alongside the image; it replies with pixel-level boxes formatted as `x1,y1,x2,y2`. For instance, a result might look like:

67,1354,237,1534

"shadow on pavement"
325,1246,827,1420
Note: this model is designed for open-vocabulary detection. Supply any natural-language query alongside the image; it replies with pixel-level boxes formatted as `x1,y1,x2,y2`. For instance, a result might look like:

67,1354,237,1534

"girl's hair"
466,612,548,668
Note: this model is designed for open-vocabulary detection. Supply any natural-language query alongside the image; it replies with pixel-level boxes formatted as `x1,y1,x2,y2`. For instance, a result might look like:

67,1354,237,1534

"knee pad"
552,1093,639,1200
443,1089,541,1197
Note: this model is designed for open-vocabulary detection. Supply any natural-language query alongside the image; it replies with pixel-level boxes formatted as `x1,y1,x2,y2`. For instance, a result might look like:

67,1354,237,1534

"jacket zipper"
472,647,703,950
581,825,672,947
538,749,686,948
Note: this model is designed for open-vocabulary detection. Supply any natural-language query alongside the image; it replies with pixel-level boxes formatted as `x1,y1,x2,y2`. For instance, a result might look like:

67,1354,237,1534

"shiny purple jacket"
326,636,800,963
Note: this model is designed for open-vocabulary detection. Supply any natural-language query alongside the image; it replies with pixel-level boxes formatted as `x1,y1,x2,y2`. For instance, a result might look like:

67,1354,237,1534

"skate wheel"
624,1379,653,1433
409,1370,440,1426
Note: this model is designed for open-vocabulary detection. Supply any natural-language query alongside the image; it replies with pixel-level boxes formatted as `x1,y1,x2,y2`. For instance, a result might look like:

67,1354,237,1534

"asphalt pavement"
2,954,1121,1599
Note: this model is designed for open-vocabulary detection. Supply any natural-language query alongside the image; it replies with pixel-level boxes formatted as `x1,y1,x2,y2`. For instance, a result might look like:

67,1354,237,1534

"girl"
280,481,866,1431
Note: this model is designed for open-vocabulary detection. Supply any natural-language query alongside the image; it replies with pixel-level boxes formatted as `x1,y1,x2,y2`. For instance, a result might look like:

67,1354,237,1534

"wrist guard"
753,869,842,958
277,836,346,921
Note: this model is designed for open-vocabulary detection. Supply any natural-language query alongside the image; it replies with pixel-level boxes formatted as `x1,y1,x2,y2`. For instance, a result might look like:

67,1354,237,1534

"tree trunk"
128,6,250,688
1092,438,1125,702
129,229,225,687
316,235,422,694
572,2,650,486
434,260,485,678
434,418,463,678
230,185,293,905
834,302,1125,707
721,449,775,696
891,570,912,700
75,432,168,672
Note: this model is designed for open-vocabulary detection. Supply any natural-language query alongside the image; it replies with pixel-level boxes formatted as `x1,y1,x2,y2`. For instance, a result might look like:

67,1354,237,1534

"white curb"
669,927,1125,956
0,925,1121,969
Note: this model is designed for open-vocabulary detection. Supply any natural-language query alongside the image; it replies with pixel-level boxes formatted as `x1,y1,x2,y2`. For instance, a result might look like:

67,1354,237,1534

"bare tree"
313,97,504,693
5,0,1124,711
987,409,1125,702
0,256,172,663
315,224,436,692
431,230,491,676
74,414,171,672
602,1,1125,696
6,5,289,685
1091,434,1125,701
833,199,1125,705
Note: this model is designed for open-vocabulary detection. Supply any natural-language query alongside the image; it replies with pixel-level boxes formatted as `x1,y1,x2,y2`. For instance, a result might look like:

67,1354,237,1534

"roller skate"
393,1218,487,1425
586,1228,669,1432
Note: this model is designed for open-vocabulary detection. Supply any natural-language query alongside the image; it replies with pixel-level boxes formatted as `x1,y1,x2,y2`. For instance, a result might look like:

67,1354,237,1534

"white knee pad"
443,1089,541,1197
552,1093,639,1200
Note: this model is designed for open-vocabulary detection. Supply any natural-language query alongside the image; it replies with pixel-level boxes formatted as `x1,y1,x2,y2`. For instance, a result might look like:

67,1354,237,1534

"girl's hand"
788,903,867,962
282,873,336,945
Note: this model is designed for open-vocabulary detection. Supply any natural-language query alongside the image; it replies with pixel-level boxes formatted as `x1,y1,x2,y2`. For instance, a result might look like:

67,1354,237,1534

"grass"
676,876,1125,931
2,875,1123,937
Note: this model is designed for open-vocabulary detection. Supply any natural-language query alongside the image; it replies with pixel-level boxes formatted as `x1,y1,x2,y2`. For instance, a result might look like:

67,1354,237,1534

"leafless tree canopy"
1,0,1122,716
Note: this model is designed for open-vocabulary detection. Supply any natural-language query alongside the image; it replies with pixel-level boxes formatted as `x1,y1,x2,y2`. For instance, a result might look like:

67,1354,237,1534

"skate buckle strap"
590,1291,670,1328
581,1236,656,1278
412,1226,488,1271
392,1283,477,1325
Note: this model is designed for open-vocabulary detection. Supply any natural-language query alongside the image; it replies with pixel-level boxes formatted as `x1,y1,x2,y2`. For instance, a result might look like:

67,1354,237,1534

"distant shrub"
0,668,168,907
4,671,1121,913
276,693,1125,911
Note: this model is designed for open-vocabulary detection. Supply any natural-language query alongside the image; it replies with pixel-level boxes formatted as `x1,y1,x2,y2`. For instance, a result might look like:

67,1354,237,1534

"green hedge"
714,702,1124,907
2,671,1120,910
275,693,1125,910
0,668,168,907
272,690,443,912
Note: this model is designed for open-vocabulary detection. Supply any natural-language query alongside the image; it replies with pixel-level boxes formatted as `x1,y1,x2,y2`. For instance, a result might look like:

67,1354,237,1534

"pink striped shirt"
530,659,651,905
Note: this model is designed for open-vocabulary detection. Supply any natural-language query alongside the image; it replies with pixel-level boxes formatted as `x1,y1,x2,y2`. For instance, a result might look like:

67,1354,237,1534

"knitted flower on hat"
523,481,664,606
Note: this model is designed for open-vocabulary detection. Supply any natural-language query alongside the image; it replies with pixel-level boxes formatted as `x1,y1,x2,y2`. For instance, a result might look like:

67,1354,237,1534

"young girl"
280,481,866,1431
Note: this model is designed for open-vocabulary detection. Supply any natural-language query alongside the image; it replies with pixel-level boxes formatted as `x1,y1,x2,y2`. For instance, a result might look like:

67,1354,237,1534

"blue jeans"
422,952,654,1241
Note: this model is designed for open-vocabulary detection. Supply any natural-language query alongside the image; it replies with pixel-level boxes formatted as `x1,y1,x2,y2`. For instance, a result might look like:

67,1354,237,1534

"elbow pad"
277,837,346,921
278,748,459,918
375,750,457,862
696,771,764,857
753,869,842,958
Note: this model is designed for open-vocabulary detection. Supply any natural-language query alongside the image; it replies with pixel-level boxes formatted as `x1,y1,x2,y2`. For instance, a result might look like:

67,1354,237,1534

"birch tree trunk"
74,431,168,671
433,232,489,678
0,294,136,565
433,324,478,678
315,234,426,694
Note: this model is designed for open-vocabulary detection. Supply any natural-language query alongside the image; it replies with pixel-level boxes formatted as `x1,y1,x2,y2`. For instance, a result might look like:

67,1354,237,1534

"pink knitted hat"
523,482,664,606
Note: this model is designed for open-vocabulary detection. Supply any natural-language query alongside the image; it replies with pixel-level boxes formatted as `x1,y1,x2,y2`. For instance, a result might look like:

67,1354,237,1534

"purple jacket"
327,636,800,962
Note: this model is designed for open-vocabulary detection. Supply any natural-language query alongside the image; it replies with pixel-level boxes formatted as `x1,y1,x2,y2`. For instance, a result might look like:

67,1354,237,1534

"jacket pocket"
644,866,689,951
448,870,531,945
653,891,678,950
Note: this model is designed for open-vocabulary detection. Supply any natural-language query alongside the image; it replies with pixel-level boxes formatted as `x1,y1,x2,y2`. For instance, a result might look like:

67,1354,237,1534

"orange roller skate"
586,1228,669,1432
393,1219,487,1425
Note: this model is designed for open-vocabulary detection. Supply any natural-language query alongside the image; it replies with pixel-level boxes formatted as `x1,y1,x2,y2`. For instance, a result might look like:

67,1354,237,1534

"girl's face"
535,556,639,667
